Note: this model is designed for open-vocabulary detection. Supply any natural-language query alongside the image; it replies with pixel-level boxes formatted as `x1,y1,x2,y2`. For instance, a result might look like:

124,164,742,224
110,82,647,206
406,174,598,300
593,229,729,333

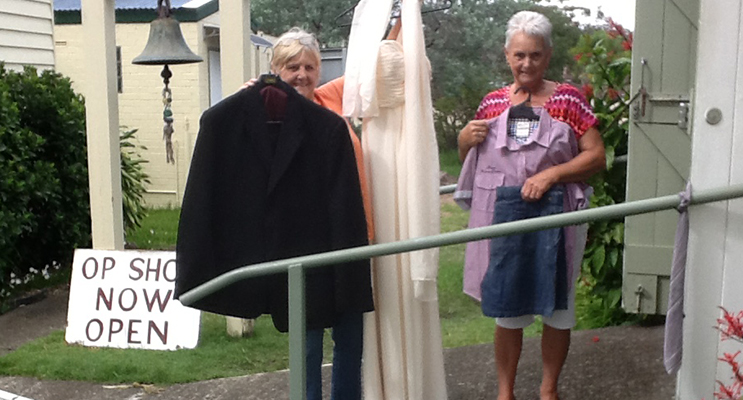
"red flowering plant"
713,307,743,400
569,19,635,326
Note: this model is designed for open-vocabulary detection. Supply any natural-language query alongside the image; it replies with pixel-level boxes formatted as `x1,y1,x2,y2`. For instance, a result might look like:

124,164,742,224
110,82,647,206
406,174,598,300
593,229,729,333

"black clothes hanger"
257,73,287,124
508,86,540,121
333,0,453,28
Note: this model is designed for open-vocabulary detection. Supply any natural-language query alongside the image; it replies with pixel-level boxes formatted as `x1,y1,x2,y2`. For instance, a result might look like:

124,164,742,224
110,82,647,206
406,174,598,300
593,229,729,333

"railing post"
288,263,306,400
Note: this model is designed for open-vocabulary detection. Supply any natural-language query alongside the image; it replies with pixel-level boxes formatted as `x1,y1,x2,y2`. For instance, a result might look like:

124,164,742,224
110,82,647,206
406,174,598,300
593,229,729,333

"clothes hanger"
333,0,453,28
508,86,540,121
257,73,287,124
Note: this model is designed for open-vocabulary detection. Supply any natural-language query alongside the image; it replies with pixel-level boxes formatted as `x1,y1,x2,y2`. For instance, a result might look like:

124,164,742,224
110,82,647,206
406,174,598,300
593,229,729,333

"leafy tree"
250,0,358,46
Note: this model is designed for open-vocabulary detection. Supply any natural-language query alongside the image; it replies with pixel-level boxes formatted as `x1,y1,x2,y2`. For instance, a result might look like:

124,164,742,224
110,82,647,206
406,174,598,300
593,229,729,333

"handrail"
439,183,456,194
178,182,743,400
179,183,743,304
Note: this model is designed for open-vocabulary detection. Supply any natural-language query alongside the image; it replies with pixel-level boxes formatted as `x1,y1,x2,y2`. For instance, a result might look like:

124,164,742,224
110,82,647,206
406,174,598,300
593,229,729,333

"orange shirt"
314,77,374,241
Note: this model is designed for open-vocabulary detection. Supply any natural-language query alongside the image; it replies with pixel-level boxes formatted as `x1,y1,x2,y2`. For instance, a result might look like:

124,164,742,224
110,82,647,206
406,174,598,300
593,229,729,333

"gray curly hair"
505,11,553,49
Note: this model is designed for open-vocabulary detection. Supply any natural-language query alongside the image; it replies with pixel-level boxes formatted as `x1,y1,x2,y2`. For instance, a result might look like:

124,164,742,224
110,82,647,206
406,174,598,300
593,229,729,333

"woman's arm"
521,126,606,202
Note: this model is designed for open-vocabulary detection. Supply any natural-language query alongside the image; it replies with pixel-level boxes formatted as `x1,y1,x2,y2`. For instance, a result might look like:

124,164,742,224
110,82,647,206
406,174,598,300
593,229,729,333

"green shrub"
0,65,154,307
0,65,90,295
120,127,150,235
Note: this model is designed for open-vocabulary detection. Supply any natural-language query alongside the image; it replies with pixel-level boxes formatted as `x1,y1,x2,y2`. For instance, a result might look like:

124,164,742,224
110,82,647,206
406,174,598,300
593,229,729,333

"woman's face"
278,50,320,100
504,31,552,90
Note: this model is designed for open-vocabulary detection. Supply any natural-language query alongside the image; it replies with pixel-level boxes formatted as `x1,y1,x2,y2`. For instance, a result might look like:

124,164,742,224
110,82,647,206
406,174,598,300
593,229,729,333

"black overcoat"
174,79,373,332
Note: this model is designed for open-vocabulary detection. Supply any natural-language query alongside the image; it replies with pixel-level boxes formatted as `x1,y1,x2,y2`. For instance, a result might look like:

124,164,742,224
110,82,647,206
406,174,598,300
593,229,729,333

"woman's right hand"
240,78,258,90
457,119,489,161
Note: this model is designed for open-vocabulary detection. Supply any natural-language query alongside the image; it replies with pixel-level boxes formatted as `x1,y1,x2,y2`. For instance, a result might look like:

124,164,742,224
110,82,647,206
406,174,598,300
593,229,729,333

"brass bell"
132,16,203,65
132,0,202,65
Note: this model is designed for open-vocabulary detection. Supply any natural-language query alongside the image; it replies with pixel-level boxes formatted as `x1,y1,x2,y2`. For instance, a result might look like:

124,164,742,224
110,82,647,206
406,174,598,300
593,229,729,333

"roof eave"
54,1,218,25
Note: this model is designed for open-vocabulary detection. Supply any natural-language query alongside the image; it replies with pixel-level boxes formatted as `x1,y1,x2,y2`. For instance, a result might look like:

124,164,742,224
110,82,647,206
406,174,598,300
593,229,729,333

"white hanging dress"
344,1,447,399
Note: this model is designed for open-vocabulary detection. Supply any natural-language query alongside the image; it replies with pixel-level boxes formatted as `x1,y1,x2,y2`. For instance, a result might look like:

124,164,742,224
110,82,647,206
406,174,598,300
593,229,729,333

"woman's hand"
521,169,558,202
240,78,258,90
520,126,606,201
457,120,489,161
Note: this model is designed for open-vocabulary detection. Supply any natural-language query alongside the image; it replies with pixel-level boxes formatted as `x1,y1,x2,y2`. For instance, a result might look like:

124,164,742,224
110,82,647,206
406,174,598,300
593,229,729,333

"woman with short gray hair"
455,10,606,400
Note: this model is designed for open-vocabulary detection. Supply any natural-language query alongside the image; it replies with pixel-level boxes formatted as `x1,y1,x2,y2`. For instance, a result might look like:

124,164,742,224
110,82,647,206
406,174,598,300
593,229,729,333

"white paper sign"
65,249,200,351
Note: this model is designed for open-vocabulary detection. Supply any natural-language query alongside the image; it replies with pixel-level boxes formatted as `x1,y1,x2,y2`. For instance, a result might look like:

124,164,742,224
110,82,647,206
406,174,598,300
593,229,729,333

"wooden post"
81,0,125,250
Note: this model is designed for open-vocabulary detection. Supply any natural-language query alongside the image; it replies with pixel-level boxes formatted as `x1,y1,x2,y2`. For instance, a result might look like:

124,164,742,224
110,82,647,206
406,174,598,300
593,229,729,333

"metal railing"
179,182,743,400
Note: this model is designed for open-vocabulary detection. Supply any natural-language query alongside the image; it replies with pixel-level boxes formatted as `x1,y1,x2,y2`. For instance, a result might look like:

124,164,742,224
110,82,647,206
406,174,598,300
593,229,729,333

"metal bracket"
634,284,644,313
678,102,689,130
632,58,649,120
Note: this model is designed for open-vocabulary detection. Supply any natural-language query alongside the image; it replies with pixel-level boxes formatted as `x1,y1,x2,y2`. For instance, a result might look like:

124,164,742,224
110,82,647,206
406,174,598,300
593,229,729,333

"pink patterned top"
474,83,598,139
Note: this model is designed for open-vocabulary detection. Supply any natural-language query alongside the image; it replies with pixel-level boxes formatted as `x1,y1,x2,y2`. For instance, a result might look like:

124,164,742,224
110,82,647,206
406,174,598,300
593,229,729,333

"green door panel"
624,0,699,315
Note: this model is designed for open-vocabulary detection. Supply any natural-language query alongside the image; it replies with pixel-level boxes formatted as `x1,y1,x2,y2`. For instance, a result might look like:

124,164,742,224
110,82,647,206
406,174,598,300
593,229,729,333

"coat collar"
244,79,307,195
490,107,553,150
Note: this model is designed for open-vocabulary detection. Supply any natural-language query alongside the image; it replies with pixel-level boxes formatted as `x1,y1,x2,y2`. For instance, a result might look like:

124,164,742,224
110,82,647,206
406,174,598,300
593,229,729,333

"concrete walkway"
0,287,676,400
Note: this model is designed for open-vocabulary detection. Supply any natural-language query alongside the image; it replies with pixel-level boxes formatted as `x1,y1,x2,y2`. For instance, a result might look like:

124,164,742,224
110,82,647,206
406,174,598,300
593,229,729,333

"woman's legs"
306,328,325,400
495,325,523,400
540,324,570,400
330,312,364,400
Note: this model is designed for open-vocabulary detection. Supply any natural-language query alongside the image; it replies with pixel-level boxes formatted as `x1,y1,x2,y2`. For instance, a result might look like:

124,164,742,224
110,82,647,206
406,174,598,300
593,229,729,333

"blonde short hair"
505,11,553,49
271,27,321,72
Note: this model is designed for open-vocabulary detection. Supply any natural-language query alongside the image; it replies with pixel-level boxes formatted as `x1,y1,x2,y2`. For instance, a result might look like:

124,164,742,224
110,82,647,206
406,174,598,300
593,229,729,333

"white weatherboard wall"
0,0,55,71
678,1,743,399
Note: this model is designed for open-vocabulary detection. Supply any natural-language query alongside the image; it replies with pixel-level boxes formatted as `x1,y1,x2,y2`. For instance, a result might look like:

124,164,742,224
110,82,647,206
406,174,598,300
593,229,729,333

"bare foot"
540,392,560,400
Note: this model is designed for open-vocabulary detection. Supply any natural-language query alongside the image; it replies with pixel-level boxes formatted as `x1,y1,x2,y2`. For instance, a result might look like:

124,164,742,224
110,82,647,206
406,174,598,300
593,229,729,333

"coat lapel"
244,89,275,175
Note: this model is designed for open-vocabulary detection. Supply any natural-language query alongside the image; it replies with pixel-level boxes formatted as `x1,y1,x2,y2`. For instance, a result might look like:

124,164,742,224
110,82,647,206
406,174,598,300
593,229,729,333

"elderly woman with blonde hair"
243,25,400,400
455,10,605,400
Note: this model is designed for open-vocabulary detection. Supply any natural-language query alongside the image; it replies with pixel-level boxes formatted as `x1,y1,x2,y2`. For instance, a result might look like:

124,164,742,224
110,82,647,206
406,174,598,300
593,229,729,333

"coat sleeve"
174,109,218,300
324,118,374,314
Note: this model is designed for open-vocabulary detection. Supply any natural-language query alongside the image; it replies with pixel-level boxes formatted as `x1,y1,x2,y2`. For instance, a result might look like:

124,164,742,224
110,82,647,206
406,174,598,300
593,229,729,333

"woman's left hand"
521,169,558,202
240,78,258,90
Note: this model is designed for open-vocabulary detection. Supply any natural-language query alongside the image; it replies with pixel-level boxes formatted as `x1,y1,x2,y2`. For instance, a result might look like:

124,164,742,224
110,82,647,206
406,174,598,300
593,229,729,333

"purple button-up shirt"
454,107,591,301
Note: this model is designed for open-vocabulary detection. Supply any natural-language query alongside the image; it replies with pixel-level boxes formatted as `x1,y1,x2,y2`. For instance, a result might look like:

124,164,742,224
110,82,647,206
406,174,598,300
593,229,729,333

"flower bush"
714,307,743,400
570,19,635,325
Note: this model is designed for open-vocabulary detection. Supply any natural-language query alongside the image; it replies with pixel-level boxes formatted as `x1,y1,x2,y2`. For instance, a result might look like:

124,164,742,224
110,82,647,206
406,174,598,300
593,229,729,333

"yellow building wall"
55,20,208,208
55,16,274,208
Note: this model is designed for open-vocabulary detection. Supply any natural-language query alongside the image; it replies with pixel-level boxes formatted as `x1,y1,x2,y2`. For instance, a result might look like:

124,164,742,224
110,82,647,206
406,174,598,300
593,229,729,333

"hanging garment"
455,107,591,302
175,78,373,333
344,1,448,399
481,185,568,318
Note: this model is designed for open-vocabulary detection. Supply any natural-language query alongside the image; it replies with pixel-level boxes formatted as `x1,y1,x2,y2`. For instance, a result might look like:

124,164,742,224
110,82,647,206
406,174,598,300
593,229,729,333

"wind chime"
132,0,203,164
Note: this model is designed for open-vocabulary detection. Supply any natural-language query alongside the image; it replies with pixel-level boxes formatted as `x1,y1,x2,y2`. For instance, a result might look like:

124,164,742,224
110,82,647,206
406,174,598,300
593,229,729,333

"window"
116,46,123,93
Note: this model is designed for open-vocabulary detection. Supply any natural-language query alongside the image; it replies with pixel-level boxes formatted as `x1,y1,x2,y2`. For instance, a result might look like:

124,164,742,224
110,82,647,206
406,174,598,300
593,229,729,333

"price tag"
515,121,531,138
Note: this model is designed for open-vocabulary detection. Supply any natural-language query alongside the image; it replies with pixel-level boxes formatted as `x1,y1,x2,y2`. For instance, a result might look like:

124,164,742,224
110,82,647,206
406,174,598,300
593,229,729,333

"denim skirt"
481,185,568,318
